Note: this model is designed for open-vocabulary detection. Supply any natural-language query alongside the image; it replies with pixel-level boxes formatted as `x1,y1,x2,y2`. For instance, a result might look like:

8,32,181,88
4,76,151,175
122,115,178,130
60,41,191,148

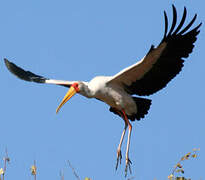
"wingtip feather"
167,5,177,36
163,11,168,40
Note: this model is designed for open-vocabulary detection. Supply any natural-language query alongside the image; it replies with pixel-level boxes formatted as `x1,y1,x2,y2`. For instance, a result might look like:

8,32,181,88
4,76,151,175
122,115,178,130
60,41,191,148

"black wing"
108,5,202,96
4,58,73,88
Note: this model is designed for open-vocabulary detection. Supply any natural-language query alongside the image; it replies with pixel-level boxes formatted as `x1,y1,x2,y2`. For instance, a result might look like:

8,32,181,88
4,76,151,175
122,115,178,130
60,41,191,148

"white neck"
79,82,94,98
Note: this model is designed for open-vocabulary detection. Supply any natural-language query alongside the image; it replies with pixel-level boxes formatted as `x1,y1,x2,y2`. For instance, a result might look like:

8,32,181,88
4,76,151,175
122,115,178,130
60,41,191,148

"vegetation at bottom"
0,148,200,180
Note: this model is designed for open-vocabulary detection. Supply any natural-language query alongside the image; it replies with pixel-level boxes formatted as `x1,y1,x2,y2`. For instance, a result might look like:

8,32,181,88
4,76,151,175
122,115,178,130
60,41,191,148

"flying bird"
4,5,201,176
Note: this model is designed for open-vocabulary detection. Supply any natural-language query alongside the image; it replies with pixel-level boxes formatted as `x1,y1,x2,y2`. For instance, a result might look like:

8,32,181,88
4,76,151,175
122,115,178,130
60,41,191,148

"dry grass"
168,148,200,180
0,148,200,180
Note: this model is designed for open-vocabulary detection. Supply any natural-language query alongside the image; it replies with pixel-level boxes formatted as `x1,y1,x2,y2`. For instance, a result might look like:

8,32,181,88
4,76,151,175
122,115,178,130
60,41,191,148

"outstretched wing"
4,58,75,88
108,5,202,96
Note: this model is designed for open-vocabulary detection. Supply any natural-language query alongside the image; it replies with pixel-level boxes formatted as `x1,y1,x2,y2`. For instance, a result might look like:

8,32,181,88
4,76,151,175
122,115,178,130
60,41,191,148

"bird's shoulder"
89,76,112,85
88,76,112,92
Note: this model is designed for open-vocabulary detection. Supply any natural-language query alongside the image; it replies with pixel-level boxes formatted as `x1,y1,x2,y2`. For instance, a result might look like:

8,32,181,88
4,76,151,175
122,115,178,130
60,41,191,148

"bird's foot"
115,149,122,170
125,158,132,177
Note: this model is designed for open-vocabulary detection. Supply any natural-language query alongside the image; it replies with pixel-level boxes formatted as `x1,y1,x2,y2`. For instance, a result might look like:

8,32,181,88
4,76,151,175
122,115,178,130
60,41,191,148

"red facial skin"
71,83,80,92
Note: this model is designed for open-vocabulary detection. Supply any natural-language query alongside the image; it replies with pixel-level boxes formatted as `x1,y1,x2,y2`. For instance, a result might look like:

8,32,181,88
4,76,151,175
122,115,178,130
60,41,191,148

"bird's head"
56,82,80,113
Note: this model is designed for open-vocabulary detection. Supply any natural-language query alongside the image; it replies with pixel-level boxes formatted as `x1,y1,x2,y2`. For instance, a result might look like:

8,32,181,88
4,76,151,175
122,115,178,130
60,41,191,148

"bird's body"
4,5,201,177
87,76,137,115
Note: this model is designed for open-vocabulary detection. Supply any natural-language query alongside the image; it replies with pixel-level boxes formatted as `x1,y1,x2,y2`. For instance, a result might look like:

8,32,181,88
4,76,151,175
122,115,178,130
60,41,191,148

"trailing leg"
122,110,132,177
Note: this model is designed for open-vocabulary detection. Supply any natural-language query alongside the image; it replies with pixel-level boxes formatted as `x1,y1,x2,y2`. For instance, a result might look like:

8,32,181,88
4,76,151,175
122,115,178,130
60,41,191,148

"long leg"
113,109,128,170
116,121,128,170
122,110,132,177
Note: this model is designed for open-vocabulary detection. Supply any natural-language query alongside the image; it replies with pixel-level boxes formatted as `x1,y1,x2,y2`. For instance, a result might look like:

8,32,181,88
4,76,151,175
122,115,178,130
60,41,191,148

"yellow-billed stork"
4,5,201,176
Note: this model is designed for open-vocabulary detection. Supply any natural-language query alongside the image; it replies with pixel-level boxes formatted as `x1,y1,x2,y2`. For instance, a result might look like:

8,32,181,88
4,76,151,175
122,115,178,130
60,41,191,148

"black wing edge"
4,58,48,83
161,4,202,44
124,5,202,96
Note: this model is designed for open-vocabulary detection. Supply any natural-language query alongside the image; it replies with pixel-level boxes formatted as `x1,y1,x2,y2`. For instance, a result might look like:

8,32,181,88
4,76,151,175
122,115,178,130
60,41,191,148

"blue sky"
1,0,204,179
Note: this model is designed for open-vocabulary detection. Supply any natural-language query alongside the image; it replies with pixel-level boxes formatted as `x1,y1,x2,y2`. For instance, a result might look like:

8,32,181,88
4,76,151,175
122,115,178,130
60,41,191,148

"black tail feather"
109,97,152,121
128,97,152,121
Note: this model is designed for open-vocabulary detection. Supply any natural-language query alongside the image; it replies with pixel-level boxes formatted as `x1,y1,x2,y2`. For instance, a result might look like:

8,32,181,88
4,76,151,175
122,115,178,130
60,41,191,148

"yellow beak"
56,86,77,113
